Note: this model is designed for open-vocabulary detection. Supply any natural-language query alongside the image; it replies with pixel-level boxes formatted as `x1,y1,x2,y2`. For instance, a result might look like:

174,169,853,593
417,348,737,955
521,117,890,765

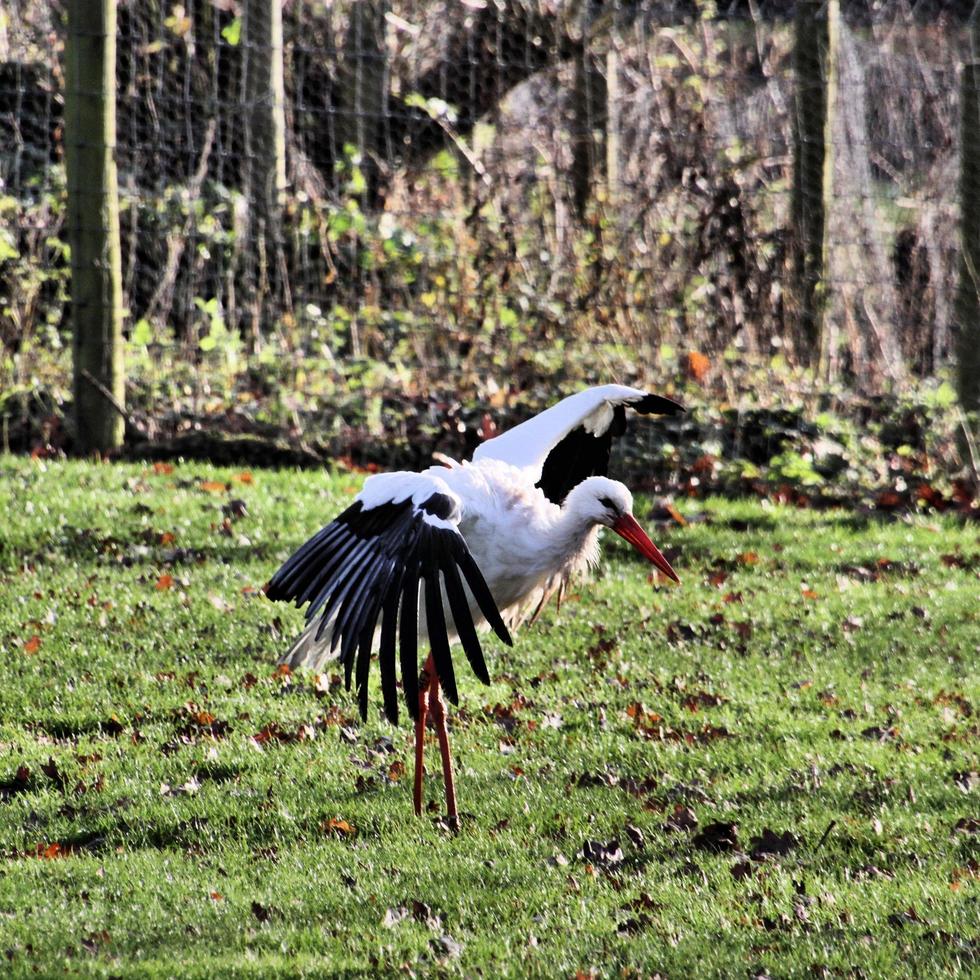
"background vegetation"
0,1,976,482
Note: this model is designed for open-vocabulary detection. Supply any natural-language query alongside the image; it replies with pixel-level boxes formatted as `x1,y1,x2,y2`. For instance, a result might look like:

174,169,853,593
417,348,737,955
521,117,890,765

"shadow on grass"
9,529,275,571
28,717,123,741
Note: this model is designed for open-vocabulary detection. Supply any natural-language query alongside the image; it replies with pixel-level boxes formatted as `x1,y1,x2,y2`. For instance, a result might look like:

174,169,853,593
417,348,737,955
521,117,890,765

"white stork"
266,385,684,824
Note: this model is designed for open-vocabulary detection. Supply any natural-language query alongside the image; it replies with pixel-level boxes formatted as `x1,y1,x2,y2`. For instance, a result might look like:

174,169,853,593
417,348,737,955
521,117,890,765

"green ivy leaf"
221,18,241,46
131,319,153,346
933,381,957,409
0,228,19,263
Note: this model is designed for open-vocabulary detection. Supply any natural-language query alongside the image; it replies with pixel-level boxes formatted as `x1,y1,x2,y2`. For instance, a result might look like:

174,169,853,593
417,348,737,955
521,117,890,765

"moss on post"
65,0,124,453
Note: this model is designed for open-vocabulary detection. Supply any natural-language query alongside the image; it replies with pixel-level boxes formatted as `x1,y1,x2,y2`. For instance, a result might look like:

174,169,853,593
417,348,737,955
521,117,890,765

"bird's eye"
599,496,616,510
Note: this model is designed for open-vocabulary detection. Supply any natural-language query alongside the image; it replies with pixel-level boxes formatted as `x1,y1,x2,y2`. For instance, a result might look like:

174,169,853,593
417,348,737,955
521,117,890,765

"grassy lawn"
0,457,977,978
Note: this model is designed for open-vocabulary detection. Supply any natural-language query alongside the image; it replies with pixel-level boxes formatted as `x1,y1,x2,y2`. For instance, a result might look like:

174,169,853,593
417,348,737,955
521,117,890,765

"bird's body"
448,459,599,618
266,384,684,822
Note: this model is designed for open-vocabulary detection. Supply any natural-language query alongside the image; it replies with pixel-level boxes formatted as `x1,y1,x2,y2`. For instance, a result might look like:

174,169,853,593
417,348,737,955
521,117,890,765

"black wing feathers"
535,392,685,505
633,393,686,416
378,579,403,723
397,550,421,721
536,423,615,506
267,491,509,724
441,554,491,684
453,543,512,646
424,554,458,705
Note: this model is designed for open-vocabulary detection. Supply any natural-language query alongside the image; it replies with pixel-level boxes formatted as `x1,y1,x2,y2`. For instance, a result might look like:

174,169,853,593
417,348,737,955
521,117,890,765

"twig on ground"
79,369,144,438
814,820,837,852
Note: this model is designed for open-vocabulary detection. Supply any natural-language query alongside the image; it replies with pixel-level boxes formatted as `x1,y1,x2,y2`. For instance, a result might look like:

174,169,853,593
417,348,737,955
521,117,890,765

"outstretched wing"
265,472,512,724
472,384,685,504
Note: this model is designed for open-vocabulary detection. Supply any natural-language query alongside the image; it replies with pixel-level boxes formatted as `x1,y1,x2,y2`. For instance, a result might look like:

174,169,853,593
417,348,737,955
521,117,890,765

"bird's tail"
280,613,341,672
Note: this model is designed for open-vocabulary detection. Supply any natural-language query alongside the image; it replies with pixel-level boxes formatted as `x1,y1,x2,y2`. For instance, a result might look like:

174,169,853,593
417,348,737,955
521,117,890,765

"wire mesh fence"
0,0,971,426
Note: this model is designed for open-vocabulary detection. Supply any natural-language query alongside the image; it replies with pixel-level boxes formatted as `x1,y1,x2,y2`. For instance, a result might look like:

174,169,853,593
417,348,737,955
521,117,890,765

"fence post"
572,45,606,222
605,43,620,207
957,23,980,423
242,0,288,339
65,0,124,453
336,0,389,203
791,0,838,372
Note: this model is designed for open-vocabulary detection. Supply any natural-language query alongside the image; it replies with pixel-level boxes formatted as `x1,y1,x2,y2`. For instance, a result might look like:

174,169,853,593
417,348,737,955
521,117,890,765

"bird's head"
566,477,679,583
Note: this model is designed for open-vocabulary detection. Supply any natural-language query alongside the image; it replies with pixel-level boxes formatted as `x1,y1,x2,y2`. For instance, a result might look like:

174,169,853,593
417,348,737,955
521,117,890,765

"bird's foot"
432,811,463,834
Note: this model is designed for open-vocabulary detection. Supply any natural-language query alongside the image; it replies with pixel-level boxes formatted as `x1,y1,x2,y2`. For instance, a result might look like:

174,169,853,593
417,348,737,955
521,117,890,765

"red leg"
429,670,459,827
413,655,434,817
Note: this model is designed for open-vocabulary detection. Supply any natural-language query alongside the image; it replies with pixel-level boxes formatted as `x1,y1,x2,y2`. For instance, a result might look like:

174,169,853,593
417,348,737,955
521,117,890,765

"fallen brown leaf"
251,900,273,923
664,804,699,833
731,859,753,881
750,828,800,860
691,821,739,853
686,351,711,383
324,817,355,838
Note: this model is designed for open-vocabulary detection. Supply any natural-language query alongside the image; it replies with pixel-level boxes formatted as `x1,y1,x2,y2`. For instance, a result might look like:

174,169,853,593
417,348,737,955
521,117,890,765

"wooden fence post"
957,24,980,423
571,47,606,221
605,43,620,207
791,0,838,372
242,0,288,339
336,0,389,203
65,0,125,453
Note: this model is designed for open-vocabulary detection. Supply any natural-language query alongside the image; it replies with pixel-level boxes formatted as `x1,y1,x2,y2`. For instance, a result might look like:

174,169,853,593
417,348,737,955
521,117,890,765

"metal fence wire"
0,1,971,393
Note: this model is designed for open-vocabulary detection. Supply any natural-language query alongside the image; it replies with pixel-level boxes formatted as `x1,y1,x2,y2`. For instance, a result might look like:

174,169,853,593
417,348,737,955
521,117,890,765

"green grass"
0,457,977,978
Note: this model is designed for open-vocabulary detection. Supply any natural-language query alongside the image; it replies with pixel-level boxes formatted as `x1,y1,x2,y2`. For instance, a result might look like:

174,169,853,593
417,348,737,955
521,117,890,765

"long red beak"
611,513,680,583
